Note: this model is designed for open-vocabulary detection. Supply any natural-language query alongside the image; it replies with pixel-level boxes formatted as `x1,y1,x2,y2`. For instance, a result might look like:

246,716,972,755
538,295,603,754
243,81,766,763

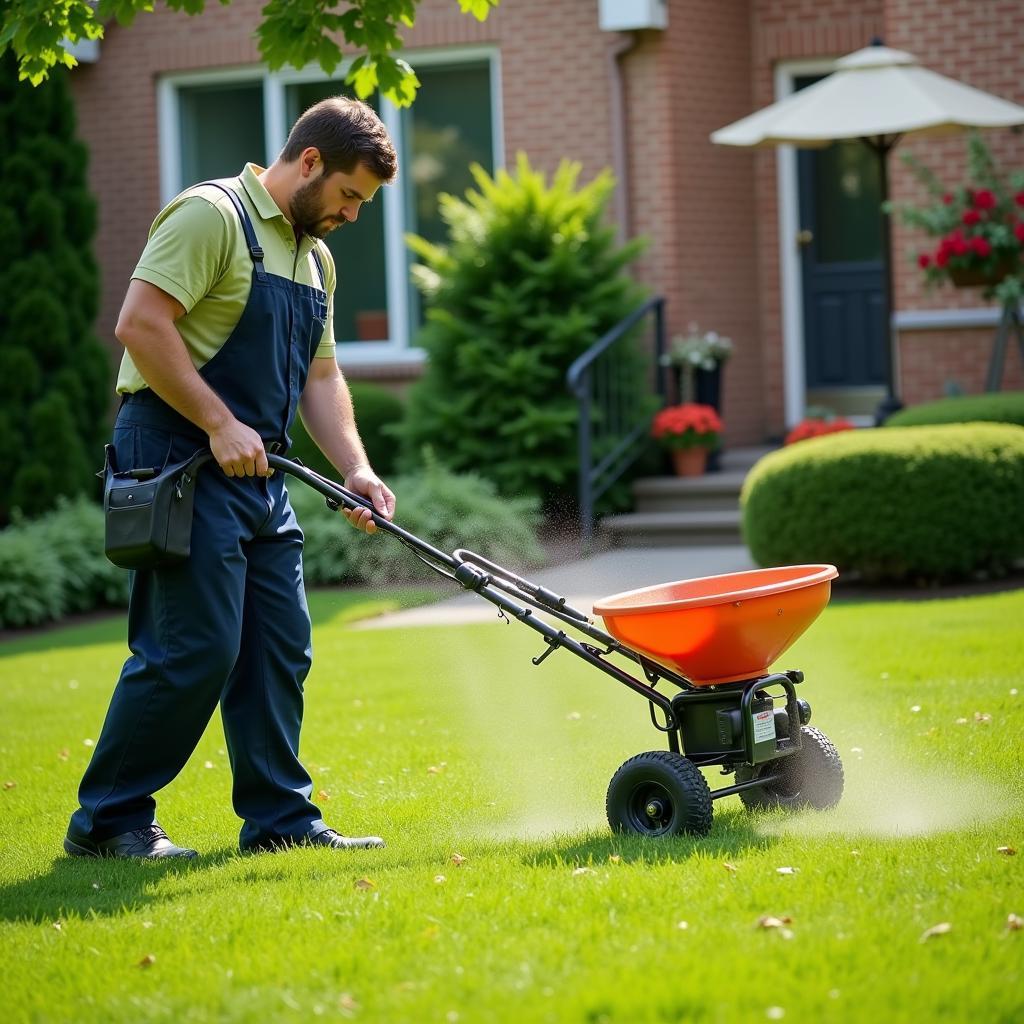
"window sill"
337,346,427,380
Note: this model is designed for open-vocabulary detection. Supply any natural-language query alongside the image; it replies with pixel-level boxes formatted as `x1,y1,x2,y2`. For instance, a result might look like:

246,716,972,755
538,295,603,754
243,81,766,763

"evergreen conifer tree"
0,53,110,522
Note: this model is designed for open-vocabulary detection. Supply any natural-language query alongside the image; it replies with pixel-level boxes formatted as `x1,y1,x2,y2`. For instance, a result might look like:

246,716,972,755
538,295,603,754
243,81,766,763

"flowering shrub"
651,403,722,450
784,417,855,446
892,134,1024,303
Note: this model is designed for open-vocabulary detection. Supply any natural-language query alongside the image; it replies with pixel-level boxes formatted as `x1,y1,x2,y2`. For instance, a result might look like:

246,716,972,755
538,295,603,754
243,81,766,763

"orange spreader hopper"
593,564,838,687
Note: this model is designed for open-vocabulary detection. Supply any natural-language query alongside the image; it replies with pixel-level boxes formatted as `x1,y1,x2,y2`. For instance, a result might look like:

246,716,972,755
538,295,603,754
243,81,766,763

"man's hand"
209,419,270,477
340,465,396,534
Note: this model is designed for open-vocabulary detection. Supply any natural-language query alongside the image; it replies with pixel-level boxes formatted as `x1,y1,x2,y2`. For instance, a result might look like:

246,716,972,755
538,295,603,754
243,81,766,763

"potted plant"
659,323,734,407
892,134,1024,305
651,403,723,477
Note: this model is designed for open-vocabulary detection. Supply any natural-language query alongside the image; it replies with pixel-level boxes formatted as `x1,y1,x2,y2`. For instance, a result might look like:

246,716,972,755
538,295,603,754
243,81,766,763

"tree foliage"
0,0,499,105
0,51,110,521
399,154,649,513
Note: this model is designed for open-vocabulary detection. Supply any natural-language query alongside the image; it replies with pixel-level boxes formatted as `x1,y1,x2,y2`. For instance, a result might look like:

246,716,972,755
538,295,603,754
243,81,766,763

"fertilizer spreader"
276,456,846,838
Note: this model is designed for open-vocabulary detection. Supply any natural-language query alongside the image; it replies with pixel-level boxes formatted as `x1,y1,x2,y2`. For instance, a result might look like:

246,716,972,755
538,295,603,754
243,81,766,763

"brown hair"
280,96,397,183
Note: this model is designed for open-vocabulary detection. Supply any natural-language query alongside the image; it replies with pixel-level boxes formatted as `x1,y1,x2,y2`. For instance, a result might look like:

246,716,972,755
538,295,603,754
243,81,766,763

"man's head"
278,97,398,239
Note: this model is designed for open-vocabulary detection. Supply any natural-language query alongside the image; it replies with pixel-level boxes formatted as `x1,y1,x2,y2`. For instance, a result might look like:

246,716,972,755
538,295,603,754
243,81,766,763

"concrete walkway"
354,544,757,629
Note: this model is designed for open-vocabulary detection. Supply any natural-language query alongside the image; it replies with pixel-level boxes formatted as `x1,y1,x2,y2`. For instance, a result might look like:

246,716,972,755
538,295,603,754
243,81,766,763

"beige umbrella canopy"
711,42,1024,417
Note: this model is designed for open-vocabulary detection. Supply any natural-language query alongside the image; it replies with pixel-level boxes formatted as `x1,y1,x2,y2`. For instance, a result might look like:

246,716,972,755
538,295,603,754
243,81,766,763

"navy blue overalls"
70,181,330,849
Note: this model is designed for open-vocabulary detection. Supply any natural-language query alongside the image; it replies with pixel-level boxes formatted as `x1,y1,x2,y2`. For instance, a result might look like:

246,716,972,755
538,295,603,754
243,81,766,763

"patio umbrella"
711,42,1024,418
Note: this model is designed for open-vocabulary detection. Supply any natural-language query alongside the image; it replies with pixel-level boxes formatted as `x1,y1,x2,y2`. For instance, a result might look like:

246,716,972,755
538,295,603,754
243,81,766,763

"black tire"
735,726,844,811
606,751,713,837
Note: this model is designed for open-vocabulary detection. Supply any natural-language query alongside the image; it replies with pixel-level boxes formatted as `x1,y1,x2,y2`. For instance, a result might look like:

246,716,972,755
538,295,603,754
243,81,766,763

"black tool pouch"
102,446,212,570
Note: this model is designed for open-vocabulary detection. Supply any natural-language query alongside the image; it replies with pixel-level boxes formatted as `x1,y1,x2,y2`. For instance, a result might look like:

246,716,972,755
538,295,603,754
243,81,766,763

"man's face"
289,161,384,239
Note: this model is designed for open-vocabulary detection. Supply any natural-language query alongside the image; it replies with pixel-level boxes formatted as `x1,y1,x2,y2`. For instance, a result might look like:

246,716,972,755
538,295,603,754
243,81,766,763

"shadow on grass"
0,847,245,924
523,808,773,869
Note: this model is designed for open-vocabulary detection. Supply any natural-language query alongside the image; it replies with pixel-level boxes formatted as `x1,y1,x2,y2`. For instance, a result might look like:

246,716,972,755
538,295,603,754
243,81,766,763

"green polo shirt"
116,163,337,394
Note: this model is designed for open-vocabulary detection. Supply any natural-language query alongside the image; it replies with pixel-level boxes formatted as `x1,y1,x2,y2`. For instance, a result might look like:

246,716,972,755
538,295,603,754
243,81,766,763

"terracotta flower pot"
671,447,708,477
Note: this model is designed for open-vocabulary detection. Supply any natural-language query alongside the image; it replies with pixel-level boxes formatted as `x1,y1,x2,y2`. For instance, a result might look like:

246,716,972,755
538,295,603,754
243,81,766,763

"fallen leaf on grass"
451,853,467,866
435,875,446,885
572,866,595,876
723,862,738,873
776,867,799,875
757,915,794,938
354,877,376,891
203,761,214,769
338,993,359,1012
974,712,992,724
955,718,969,725
2,781,15,791
317,789,331,801
677,920,689,930
138,954,156,968
52,920,62,932
608,855,621,864
83,739,94,747
1006,914,1022,932
919,922,952,942
58,748,69,761
997,846,1016,856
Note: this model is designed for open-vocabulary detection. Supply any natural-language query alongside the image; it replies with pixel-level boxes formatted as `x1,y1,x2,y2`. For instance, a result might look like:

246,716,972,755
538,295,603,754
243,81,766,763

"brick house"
68,0,1024,446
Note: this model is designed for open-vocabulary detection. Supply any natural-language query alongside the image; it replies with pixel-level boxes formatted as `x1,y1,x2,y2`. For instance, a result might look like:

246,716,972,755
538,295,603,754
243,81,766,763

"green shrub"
0,497,130,630
399,153,648,512
292,381,406,479
885,391,1024,429
291,454,544,586
741,423,1024,583
0,53,111,523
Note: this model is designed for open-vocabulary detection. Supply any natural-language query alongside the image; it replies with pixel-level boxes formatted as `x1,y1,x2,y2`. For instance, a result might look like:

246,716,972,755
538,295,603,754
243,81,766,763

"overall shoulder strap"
199,180,267,282
310,245,326,291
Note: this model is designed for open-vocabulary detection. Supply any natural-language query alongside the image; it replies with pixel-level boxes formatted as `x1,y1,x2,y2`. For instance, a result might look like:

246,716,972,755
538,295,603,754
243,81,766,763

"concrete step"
599,509,744,548
633,470,747,513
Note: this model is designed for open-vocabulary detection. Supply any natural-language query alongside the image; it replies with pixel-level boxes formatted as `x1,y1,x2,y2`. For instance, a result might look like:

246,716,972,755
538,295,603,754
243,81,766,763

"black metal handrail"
566,296,667,544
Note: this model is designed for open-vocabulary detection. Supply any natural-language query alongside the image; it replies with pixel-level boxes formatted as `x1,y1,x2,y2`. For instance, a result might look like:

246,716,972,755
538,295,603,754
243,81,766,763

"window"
160,51,501,363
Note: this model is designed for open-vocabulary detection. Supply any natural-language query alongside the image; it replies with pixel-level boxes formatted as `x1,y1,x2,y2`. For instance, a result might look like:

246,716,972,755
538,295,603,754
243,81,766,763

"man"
65,97,398,859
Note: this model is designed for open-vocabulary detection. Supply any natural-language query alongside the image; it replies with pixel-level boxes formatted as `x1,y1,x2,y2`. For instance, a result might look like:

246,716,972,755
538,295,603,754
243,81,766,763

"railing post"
577,377,593,546
653,297,667,399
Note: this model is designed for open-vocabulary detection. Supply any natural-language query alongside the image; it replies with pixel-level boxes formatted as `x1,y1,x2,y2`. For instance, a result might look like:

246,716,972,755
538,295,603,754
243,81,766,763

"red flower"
962,209,981,226
973,189,997,210
936,249,950,268
917,252,931,268
784,417,855,446
1015,223,1024,243
651,403,722,450
942,193,954,205
951,238,968,256
971,236,992,257
1015,191,1024,207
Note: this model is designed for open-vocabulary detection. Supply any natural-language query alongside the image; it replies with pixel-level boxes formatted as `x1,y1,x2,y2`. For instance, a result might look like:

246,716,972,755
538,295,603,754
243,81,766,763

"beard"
290,177,344,239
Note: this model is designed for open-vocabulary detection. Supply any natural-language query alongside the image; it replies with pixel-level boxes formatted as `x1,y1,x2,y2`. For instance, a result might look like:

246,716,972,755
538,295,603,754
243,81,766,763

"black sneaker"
64,824,198,859
242,828,385,853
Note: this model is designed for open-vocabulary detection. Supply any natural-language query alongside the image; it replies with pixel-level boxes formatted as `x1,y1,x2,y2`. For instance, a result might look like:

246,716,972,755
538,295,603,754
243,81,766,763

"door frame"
774,57,841,428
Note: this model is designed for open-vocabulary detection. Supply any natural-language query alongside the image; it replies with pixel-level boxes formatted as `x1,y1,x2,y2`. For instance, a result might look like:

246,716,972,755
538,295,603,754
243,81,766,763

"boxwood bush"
0,498,128,630
741,423,1024,583
885,391,1024,429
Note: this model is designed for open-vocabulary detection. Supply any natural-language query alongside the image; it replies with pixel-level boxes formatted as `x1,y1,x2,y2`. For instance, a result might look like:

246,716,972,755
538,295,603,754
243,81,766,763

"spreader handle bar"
453,549,591,623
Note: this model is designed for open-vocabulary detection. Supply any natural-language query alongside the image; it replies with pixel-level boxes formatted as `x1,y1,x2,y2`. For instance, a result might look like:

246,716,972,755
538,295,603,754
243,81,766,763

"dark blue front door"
795,77,887,416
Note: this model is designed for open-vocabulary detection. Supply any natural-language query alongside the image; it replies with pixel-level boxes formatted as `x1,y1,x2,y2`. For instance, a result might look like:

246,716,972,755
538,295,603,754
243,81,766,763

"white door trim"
774,58,838,427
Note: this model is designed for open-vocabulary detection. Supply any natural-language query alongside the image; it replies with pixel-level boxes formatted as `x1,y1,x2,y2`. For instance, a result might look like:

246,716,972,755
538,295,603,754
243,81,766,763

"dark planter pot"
676,364,724,472
948,261,1015,289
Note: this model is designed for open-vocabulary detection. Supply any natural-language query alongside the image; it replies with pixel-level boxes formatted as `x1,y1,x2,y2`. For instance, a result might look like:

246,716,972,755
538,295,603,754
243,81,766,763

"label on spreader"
752,707,775,744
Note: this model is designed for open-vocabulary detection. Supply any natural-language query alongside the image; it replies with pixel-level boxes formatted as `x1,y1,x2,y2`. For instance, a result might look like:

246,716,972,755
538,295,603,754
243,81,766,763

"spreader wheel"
735,725,844,812
606,751,713,838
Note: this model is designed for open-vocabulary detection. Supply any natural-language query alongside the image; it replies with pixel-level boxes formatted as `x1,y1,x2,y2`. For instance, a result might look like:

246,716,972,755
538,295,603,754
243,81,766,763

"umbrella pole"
872,137,904,423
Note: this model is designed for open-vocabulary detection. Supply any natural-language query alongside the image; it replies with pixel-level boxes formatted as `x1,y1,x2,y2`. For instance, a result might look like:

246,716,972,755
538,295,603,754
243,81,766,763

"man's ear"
300,147,322,178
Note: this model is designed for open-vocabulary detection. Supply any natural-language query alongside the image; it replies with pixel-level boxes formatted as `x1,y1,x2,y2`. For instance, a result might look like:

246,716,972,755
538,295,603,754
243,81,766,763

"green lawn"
1,586,1022,1023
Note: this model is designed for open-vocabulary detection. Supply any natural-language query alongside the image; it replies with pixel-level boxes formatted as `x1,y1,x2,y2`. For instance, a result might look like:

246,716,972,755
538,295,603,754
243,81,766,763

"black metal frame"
269,454,804,802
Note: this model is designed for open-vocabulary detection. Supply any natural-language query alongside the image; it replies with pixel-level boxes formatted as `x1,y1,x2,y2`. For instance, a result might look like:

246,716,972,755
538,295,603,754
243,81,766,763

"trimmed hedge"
885,391,1024,429
741,423,1024,583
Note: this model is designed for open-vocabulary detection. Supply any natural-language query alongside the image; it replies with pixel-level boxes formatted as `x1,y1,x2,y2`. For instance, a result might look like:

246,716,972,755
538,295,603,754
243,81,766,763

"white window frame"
156,47,503,369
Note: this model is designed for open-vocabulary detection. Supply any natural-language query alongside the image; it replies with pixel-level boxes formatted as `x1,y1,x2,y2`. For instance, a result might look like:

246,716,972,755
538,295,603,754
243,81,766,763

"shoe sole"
63,835,101,858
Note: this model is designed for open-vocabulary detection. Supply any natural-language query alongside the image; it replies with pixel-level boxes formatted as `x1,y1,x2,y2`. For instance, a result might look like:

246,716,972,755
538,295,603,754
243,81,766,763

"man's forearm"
119,318,233,435
298,364,371,479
